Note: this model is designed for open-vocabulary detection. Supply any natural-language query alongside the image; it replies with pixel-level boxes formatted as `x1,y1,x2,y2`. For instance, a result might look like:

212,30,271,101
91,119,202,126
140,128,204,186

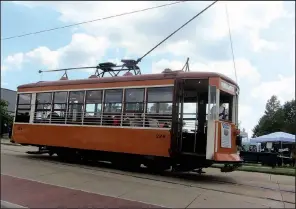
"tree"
252,95,295,137
0,99,13,136
264,95,281,117
282,99,296,135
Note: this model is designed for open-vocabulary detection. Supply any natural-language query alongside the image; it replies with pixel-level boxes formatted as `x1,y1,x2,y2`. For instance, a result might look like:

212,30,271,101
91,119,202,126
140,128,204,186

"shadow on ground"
22,154,236,186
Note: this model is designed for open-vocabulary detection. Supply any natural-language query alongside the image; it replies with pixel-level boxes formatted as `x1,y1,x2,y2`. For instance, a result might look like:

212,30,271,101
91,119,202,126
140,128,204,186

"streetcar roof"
17,71,238,90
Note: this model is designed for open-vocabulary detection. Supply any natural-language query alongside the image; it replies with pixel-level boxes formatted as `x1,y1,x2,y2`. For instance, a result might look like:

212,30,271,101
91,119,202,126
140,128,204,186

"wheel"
112,159,141,171
57,149,81,163
146,161,169,174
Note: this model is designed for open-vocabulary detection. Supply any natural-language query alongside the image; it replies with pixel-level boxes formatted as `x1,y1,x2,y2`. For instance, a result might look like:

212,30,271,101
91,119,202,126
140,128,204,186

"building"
1,88,17,116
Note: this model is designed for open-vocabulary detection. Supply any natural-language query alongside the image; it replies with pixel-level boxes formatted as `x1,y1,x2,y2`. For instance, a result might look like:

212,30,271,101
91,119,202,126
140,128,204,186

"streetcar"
12,60,243,173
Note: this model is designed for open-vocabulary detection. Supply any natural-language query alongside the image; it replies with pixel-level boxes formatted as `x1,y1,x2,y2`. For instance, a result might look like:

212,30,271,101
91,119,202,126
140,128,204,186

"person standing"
8,124,12,139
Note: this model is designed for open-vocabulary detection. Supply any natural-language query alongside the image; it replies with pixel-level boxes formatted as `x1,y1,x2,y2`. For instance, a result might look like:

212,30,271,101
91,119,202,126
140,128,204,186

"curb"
1,141,21,146
1,200,28,208
211,165,295,177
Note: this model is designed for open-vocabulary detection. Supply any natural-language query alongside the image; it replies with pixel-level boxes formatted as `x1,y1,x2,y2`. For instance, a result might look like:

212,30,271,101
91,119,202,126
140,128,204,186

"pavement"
1,200,28,208
1,138,20,146
1,143,295,208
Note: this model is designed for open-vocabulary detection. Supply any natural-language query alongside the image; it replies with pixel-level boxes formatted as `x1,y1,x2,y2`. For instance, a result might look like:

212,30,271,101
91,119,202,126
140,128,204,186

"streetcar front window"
218,90,238,125
219,91,233,122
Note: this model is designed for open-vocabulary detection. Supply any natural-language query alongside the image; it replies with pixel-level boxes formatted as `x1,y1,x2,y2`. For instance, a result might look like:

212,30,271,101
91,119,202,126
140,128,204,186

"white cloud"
3,53,24,70
251,74,295,103
249,31,279,52
3,33,110,72
152,58,260,84
26,47,59,69
202,1,286,52
11,1,288,57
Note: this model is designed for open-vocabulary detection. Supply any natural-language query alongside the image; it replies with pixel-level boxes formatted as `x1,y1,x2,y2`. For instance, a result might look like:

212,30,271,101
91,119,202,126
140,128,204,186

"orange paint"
213,121,241,162
209,77,220,87
13,124,171,157
209,77,237,95
214,153,241,161
18,79,174,92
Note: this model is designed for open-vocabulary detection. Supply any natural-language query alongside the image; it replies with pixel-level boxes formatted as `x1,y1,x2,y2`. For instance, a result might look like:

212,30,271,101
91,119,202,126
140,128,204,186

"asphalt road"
1,144,295,208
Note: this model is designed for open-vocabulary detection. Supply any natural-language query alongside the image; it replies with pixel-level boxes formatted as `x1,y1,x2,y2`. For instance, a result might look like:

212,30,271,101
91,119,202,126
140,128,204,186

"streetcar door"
206,85,219,160
171,79,184,154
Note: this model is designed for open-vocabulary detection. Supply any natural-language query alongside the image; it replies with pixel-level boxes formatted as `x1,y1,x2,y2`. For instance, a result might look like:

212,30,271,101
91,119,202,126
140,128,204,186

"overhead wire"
137,0,218,63
1,1,185,41
225,3,238,83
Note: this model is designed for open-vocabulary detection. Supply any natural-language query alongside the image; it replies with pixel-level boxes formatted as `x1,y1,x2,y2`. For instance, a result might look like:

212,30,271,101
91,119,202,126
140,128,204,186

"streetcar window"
103,89,123,126
146,87,173,128
125,88,144,103
147,87,173,102
34,92,52,123
54,92,67,103
208,86,217,121
84,90,102,125
51,92,68,124
104,89,122,103
15,93,32,123
147,103,172,114
67,91,85,124
86,90,102,103
147,87,173,114
217,90,234,122
68,91,85,103
124,88,144,112
104,89,123,113
123,88,145,127
36,92,52,104
18,93,31,104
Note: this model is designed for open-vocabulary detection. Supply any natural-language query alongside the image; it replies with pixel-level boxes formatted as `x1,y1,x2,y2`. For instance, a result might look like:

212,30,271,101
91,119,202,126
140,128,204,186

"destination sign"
220,80,235,95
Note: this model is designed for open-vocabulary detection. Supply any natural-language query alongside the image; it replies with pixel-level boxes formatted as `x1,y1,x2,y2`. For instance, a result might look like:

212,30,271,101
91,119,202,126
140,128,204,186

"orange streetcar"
12,60,243,173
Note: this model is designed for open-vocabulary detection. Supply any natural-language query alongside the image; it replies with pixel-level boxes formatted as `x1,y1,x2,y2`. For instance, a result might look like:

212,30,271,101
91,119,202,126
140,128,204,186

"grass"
212,164,295,176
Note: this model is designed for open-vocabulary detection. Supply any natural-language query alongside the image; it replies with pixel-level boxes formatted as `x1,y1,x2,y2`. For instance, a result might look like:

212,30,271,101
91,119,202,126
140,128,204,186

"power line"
1,1,186,41
137,0,218,63
225,3,237,83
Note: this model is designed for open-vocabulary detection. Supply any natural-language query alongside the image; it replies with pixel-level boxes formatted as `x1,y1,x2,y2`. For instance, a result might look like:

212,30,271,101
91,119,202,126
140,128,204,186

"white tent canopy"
250,132,296,143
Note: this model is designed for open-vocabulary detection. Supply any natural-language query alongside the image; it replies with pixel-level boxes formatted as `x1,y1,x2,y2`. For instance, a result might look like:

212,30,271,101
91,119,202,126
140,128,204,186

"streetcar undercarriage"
24,144,241,173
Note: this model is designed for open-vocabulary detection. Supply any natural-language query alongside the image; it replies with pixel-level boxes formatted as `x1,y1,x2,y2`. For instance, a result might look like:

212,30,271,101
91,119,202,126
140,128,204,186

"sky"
1,1,295,136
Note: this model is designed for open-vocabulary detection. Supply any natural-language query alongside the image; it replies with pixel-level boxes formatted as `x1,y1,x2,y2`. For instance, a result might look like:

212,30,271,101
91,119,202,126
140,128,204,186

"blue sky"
1,1,295,135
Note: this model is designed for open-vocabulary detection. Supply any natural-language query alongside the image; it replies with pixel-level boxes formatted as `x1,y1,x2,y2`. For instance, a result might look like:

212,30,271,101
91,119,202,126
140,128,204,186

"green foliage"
0,99,13,125
252,96,296,137
282,99,296,134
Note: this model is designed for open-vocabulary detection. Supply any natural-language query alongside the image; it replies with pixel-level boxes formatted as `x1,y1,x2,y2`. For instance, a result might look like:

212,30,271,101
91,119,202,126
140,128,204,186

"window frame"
103,89,123,114
145,86,173,128
15,93,32,123
51,91,68,124
66,91,85,124
84,90,103,125
123,88,145,113
146,86,173,114
34,92,53,123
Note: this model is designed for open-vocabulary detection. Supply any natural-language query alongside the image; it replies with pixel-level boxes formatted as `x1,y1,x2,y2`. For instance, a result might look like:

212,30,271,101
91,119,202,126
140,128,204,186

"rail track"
2,146,295,204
